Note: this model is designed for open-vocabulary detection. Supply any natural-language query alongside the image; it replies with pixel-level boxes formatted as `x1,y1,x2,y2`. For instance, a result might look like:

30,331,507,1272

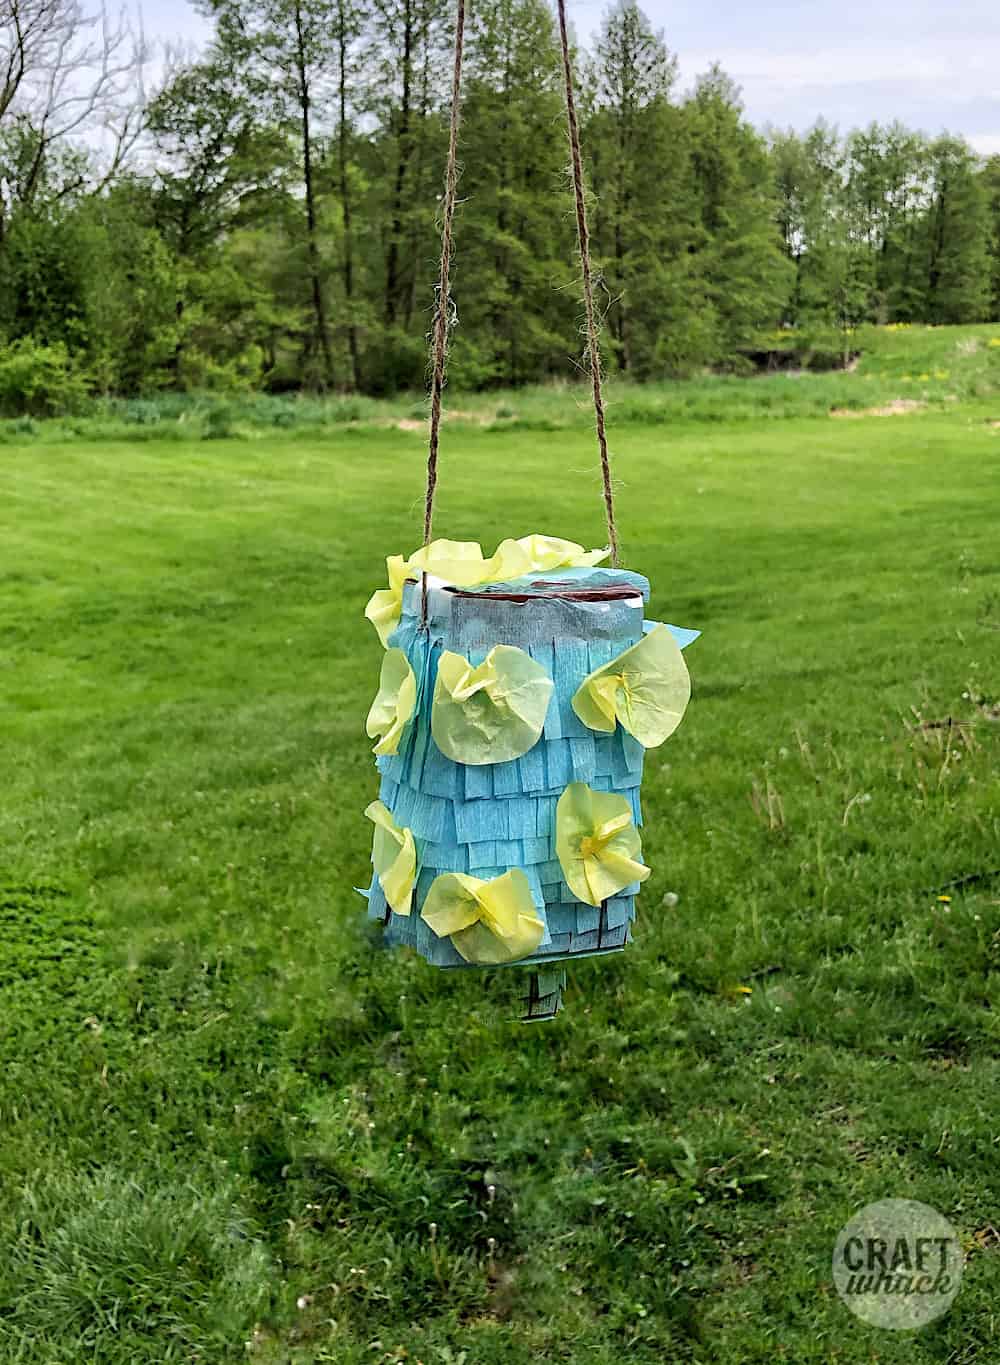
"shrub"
178,344,264,393
201,402,238,440
0,338,90,417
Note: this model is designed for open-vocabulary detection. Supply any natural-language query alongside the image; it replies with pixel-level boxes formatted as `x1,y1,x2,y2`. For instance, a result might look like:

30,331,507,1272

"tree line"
2,0,999,405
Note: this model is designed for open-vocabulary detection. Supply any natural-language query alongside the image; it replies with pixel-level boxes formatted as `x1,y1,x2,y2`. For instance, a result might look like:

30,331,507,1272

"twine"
421,0,466,624
419,0,620,631
555,0,619,566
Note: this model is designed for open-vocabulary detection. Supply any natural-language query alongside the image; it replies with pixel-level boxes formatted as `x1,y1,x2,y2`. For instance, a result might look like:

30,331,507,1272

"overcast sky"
145,0,1000,154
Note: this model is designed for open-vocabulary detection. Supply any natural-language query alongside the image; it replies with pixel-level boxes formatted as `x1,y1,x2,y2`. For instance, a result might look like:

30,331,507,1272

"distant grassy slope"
1,380,999,1361
2,323,999,445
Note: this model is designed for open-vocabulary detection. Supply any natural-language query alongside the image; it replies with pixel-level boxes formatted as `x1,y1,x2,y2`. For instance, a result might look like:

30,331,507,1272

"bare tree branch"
1,0,147,214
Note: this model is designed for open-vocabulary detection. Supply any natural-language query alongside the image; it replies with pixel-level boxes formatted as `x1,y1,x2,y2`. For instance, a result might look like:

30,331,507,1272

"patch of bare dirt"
396,408,497,432
830,399,927,418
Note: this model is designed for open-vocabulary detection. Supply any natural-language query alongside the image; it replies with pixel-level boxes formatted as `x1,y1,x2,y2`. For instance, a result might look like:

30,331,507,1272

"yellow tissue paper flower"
364,554,411,647
421,869,544,964
482,534,609,581
571,624,690,748
364,535,610,646
365,648,417,756
365,800,417,916
364,543,485,647
432,644,554,764
517,534,609,572
409,538,491,585
555,782,650,907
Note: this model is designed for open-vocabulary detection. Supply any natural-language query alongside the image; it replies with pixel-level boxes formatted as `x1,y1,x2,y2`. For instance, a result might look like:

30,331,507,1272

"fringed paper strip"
361,566,696,974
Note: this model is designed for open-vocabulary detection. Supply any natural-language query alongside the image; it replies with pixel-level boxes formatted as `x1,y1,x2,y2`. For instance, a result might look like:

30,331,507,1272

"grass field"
2,326,1000,1362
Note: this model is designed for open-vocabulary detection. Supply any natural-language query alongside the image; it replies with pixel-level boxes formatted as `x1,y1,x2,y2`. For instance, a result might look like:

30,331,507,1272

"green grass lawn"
2,348,1000,1361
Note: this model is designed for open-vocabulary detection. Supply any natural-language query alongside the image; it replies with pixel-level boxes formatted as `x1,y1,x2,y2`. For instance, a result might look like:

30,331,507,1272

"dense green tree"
360,0,449,390
451,0,573,386
586,0,678,373
771,123,873,345
75,186,181,393
146,58,288,384
0,172,179,394
201,0,343,388
147,60,287,258
984,156,1000,321
844,123,930,321
333,0,366,388
923,136,991,324
770,122,994,335
1,0,997,409
682,66,793,365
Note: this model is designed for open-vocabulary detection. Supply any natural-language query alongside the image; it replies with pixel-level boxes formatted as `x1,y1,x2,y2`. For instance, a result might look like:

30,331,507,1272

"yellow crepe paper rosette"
365,800,417,916
364,554,411,648
421,869,545,964
555,782,650,907
481,533,609,583
364,535,609,646
365,648,417,756
432,644,554,765
364,543,487,648
572,623,691,748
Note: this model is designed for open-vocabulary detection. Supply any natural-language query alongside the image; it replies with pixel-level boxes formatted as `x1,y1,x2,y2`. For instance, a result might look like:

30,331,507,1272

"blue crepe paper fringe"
365,572,694,969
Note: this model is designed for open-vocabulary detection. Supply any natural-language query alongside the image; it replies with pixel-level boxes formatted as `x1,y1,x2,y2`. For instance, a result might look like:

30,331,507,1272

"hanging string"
421,0,467,624
555,0,619,567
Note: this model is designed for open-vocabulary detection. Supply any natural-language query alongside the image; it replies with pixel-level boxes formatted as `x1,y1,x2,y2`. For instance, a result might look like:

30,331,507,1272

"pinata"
356,0,700,1017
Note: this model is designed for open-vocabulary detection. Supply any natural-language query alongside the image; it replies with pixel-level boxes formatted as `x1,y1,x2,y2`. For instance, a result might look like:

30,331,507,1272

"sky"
143,0,1000,154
